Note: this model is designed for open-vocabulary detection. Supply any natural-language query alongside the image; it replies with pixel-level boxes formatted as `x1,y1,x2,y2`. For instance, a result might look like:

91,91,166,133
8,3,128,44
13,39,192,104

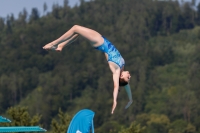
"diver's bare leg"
43,25,104,50
55,34,79,52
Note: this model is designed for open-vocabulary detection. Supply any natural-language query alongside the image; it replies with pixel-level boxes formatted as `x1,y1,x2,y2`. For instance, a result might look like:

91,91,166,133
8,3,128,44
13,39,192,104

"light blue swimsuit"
95,37,125,68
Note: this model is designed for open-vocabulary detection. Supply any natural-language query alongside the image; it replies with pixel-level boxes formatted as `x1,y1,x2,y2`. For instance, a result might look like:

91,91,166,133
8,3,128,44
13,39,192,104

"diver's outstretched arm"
110,63,121,114
111,72,120,114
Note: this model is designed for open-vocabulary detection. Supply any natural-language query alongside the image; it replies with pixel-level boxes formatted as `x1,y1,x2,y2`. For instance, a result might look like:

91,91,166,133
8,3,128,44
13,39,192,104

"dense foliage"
0,0,200,132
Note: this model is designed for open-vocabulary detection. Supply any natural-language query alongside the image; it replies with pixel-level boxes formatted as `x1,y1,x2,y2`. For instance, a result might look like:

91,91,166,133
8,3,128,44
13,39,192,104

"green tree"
168,120,196,133
43,2,48,15
119,122,146,133
0,106,41,126
29,8,40,22
146,114,170,133
49,109,72,133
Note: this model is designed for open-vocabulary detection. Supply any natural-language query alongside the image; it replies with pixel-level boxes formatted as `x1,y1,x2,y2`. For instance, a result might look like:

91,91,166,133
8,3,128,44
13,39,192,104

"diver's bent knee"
72,25,81,30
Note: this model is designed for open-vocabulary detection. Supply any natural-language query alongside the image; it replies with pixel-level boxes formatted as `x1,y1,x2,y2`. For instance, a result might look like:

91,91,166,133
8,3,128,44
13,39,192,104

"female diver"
43,25,132,114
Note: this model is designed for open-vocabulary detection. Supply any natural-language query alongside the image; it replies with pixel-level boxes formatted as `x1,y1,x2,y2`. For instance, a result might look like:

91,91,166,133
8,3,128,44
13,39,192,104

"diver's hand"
111,101,117,114
125,100,133,109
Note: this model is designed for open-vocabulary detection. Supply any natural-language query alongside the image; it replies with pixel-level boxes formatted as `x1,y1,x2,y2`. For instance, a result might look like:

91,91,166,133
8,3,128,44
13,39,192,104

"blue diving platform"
0,116,46,132
0,126,46,132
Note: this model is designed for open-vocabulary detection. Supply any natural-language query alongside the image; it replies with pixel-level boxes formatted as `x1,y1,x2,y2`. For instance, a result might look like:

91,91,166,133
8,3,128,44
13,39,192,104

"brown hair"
119,79,128,87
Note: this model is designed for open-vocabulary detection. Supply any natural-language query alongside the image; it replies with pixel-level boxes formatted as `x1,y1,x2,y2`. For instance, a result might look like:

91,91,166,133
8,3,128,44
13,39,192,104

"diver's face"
120,71,131,82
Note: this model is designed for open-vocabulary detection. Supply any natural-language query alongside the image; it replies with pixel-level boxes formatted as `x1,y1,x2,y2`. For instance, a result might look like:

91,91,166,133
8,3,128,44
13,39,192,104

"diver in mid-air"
43,25,133,114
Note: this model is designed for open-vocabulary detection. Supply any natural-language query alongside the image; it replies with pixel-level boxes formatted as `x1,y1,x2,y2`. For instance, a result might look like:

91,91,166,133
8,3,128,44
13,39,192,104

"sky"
0,0,81,18
0,0,200,19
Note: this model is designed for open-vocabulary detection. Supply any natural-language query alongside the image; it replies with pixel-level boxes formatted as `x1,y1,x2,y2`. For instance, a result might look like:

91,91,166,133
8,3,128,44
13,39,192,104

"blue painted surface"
0,116,11,123
0,116,46,132
67,109,95,133
0,126,46,132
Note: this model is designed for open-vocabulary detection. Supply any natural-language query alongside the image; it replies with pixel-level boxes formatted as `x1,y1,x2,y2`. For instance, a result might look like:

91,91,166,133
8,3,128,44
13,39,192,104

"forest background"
0,0,200,133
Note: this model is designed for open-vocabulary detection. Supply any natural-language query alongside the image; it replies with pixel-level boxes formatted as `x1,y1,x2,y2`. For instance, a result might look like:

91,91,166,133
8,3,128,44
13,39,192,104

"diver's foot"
55,45,63,52
43,43,57,50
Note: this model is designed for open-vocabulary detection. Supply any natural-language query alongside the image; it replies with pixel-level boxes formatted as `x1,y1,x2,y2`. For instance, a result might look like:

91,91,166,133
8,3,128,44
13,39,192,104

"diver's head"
119,71,131,86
